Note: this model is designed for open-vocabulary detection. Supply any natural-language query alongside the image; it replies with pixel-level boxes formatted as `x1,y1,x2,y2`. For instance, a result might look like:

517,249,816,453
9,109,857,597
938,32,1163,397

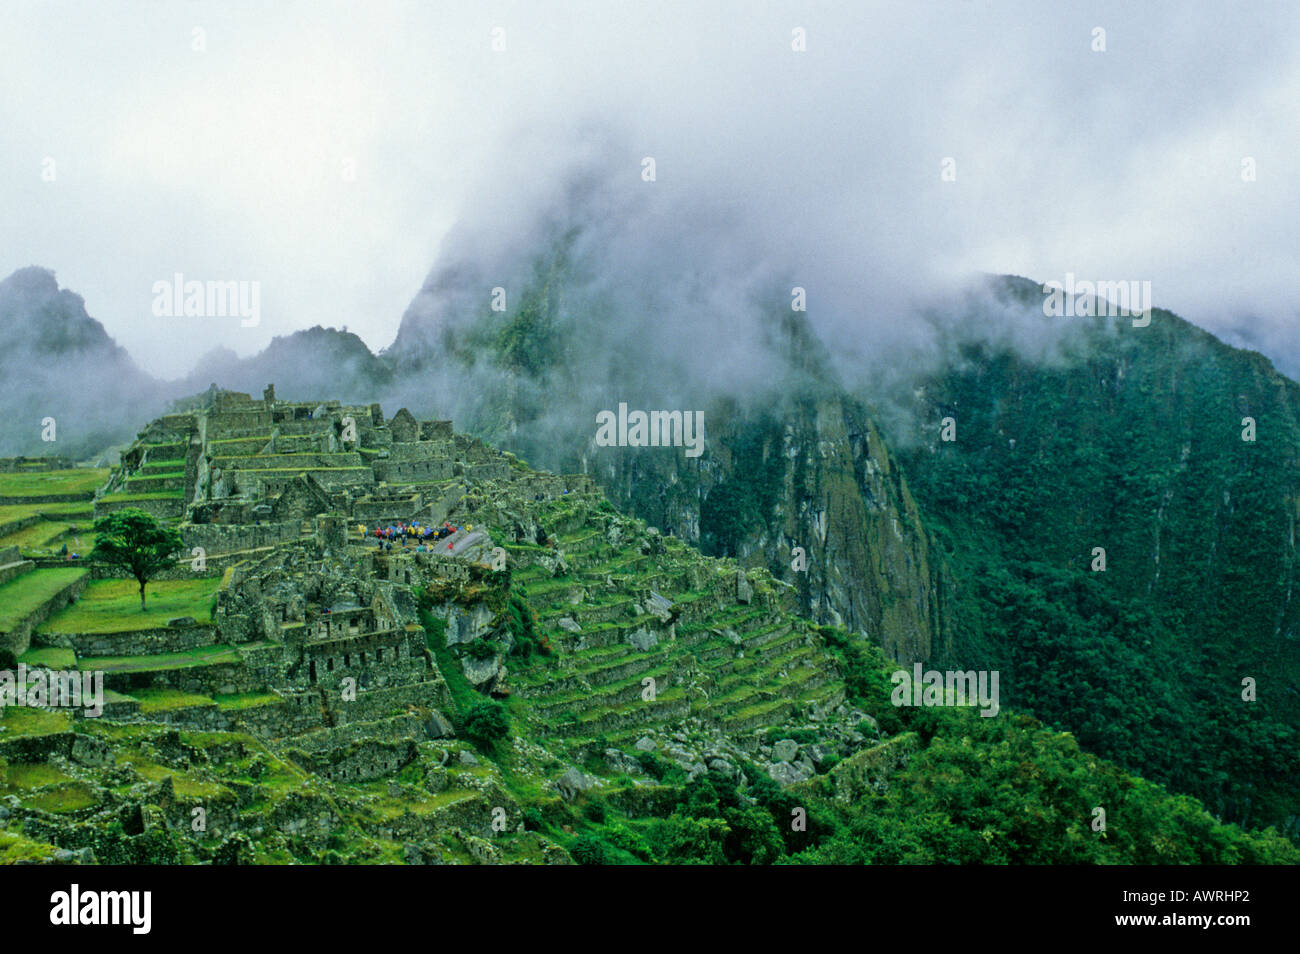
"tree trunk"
139,578,147,612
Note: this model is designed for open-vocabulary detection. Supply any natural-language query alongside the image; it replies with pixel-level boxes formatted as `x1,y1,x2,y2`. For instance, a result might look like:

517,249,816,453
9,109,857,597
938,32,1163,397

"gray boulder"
768,760,814,786
462,652,501,687
626,627,658,652
555,767,596,801
736,571,753,605
772,738,800,764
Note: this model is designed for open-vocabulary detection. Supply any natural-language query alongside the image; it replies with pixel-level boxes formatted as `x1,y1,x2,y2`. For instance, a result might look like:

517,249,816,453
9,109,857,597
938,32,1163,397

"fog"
3,0,1299,400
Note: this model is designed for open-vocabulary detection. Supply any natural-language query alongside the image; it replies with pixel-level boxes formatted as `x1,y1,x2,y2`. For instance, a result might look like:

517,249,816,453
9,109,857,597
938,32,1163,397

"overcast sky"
3,0,1299,378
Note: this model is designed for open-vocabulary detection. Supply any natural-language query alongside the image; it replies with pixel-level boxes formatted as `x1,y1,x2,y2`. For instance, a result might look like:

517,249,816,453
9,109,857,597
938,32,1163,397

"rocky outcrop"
577,394,944,664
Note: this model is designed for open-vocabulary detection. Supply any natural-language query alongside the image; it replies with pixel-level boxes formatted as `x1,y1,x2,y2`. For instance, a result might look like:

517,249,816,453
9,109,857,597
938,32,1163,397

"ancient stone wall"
37,624,219,658
0,571,89,657
181,521,301,553
375,457,454,482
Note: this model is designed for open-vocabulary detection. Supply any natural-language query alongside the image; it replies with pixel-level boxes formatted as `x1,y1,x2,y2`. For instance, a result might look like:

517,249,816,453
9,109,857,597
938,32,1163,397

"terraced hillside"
0,464,105,564
0,388,1294,865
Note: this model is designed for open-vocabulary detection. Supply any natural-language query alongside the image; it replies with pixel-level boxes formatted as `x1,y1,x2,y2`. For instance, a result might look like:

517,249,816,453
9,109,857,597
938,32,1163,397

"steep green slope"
411,493,1297,865
898,276,1300,836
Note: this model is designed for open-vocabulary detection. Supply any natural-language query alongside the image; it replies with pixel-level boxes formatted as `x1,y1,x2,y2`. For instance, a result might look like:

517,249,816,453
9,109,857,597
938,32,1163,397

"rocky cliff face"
578,393,943,665
381,242,950,666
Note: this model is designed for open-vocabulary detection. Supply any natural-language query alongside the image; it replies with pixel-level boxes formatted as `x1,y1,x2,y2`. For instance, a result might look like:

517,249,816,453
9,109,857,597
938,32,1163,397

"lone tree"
90,508,185,612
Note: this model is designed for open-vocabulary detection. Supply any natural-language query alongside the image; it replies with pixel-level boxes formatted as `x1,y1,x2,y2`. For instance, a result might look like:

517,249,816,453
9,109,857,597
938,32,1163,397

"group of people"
358,520,469,553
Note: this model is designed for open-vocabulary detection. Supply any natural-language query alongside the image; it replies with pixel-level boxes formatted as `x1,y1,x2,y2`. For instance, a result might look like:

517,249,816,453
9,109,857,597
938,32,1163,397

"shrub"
570,834,609,865
461,700,510,746
635,751,666,780
504,592,548,658
606,825,651,861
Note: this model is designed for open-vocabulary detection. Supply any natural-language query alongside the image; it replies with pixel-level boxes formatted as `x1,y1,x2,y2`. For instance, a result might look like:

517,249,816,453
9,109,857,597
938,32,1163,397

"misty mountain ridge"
6,255,1300,835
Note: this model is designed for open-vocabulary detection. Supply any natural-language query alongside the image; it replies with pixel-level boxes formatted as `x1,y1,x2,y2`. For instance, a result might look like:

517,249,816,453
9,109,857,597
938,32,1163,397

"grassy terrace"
80,644,240,673
0,519,95,553
0,469,108,498
130,687,216,713
0,762,73,794
0,502,95,524
114,750,229,798
0,567,88,631
0,706,72,737
37,577,220,634
16,646,77,668
215,691,281,710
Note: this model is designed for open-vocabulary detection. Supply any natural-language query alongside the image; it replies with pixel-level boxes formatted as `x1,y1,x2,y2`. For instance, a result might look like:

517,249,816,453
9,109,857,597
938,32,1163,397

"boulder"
555,767,596,801
772,739,800,764
424,709,456,739
625,627,658,652
768,760,813,786
644,591,674,622
445,602,495,645
736,571,753,605
605,748,643,775
461,653,501,688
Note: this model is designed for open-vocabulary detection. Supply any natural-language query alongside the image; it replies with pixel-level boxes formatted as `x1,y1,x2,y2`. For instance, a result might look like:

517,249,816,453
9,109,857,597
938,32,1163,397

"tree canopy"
90,508,184,611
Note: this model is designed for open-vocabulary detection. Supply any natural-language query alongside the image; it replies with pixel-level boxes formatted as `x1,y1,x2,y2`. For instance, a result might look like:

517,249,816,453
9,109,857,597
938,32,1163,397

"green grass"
215,691,281,710
0,520,96,555
0,469,107,499
0,762,72,793
80,644,239,673
0,567,88,631
38,577,219,634
26,782,98,813
0,502,94,525
16,646,77,669
126,471,184,482
0,707,72,737
0,520,68,550
131,687,215,713
0,829,59,863
115,753,228,798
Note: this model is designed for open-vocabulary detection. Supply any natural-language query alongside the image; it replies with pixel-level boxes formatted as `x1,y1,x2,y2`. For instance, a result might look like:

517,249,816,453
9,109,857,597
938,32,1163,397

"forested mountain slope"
898,276,1300,836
